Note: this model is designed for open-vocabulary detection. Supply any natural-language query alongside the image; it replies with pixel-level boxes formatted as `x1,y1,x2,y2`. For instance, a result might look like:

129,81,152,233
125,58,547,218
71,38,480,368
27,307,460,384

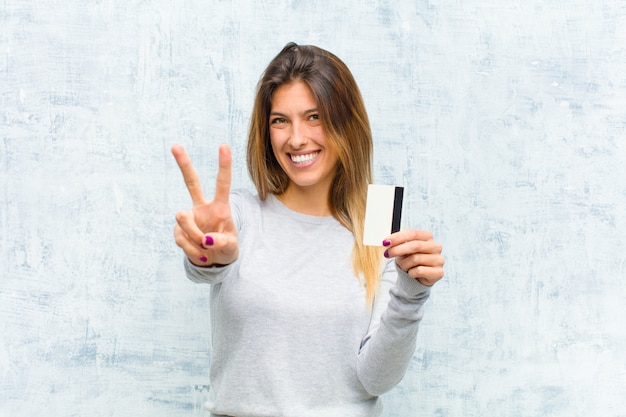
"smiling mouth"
290,151,320,164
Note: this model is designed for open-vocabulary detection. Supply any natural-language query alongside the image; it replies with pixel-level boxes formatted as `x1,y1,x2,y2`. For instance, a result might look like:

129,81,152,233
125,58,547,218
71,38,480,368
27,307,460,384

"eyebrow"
269,108,318,117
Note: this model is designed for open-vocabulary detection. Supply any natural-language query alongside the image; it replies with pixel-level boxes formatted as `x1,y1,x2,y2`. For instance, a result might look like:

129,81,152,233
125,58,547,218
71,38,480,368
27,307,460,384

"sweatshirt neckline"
267,194,338,225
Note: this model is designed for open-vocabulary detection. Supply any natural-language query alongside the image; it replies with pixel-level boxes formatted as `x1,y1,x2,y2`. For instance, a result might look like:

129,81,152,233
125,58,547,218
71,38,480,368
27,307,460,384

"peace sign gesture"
172,144,239,267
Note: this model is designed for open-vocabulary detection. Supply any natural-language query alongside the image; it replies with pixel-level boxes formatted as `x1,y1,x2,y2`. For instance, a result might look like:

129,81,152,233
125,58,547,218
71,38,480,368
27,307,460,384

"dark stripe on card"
391,186,404,233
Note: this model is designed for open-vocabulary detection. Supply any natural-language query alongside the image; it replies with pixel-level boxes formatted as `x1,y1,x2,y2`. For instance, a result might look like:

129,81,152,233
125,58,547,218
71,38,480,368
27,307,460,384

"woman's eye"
309,114,319,121
271,117,286,124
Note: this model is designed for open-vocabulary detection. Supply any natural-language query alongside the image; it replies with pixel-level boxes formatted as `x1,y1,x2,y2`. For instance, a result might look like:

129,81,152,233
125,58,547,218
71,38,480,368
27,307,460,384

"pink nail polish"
199,256,208,263
205,236,214,246
383,239,391,247
384,250,390,258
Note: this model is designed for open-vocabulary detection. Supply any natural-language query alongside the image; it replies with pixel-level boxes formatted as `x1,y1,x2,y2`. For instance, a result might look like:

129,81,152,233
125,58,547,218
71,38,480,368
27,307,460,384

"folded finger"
174,224,210,264
396,253,445,271
387,229,433,243
175,210,206,248
200,231,238,264
408,265,445,284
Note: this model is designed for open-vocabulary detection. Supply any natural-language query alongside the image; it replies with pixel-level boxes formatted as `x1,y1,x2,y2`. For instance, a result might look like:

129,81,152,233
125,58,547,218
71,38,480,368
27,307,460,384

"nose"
288,121,308,149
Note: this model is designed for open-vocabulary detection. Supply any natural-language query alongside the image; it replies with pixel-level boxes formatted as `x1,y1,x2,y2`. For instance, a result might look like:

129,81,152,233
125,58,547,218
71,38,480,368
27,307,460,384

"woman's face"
269,80,339,195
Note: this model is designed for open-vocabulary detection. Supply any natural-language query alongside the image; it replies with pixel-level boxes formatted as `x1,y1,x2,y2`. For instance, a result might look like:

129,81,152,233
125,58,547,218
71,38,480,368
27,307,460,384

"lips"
289,151,320,165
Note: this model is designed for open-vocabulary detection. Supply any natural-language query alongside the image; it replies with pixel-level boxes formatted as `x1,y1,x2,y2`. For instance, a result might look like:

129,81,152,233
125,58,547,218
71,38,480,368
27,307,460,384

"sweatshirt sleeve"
184,256,236,284
356,258,431,396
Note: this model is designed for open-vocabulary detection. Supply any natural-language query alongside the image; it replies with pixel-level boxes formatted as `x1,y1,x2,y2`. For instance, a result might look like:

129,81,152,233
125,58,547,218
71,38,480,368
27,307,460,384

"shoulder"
229,189,265,228
230,188,259,207
230,189,281,215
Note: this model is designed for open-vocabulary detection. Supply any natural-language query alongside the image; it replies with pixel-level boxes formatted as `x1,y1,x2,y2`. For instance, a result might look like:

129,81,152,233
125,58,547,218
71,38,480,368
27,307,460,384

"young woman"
172,43,444,417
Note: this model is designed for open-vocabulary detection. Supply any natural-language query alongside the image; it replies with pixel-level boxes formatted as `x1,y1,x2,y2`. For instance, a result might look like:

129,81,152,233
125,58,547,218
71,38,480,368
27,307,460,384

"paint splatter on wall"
1,1,625,416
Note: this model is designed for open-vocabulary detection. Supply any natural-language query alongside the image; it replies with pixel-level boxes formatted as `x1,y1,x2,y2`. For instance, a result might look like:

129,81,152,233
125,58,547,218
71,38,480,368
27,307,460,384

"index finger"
172,144,205,206
213,143,232,204
385,229,434,246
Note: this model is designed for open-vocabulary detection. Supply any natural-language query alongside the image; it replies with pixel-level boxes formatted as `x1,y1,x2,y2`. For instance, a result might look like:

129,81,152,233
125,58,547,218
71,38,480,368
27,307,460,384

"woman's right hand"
171,144,239,267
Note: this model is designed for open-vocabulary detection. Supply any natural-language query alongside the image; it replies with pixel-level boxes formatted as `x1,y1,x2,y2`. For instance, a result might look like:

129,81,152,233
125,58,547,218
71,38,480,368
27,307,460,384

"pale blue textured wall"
1,1,625,416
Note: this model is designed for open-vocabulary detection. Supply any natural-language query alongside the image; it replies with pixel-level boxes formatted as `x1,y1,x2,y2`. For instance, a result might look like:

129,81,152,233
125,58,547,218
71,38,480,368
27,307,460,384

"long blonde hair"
247,43,383,304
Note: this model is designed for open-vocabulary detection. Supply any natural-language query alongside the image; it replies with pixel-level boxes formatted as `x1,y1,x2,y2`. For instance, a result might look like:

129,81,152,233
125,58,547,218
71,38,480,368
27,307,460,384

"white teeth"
290,152,319,164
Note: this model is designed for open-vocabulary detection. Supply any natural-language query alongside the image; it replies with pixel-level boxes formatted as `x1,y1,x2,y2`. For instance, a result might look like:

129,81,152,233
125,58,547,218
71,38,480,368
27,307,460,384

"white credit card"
363,184,404,246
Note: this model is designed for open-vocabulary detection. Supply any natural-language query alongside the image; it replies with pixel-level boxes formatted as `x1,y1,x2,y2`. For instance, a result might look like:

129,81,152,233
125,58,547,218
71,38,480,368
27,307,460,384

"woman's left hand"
383,230,445,286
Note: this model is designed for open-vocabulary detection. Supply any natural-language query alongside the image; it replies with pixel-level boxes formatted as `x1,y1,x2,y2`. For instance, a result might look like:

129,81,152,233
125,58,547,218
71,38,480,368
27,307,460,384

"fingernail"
199,256,208,263
383,239,391,247
205,236,214,246
384,250,390,258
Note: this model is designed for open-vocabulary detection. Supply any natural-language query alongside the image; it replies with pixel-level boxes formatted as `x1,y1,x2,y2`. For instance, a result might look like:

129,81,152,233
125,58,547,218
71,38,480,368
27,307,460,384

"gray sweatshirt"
184,190,431,417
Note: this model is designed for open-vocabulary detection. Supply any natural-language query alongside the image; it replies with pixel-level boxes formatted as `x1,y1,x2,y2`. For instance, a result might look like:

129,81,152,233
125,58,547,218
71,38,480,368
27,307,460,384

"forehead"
271,80,317,110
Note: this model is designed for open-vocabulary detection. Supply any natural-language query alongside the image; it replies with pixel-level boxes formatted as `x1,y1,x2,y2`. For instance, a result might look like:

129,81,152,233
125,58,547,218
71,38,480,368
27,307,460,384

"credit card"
363,184,404,246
